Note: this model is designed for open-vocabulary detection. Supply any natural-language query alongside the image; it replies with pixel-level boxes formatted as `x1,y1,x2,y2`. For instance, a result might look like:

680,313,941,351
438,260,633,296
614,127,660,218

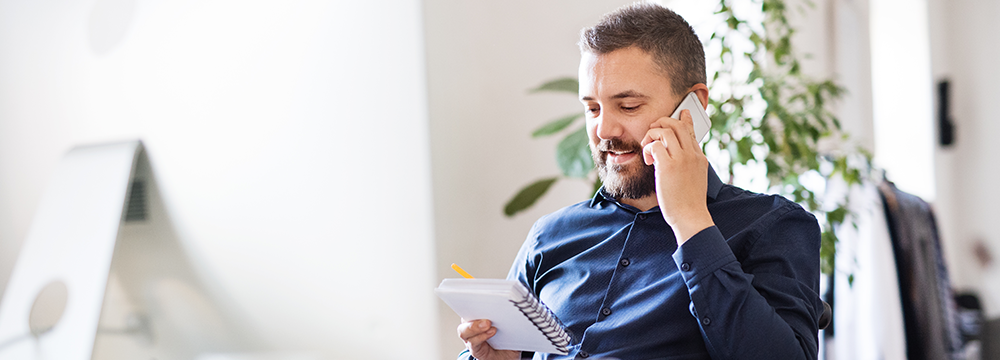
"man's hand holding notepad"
436,278,572,355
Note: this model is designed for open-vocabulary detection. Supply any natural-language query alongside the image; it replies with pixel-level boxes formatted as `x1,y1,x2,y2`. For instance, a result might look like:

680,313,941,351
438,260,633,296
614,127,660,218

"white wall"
927,0,1000,318
0,0,438,358
831,0,876,153
870,0,937,201
422,0,634,356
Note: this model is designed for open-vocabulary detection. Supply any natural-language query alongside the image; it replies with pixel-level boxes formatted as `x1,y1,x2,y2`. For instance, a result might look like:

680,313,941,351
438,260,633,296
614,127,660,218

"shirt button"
681,262,691,271
601,307,612,316
702,317,712,326
619,258,630,267
638,213,647,220
579,351,590,358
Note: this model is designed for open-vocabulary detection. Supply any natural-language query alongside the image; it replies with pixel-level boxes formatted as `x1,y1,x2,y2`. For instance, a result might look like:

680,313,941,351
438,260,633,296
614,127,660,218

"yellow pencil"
451,263,475,279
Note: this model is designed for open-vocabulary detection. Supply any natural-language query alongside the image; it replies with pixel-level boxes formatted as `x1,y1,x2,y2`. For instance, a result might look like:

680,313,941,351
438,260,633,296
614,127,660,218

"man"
458,3,823,359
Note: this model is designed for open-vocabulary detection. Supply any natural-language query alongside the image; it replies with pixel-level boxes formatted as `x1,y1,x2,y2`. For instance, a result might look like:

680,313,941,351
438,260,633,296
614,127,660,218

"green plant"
501,78,600,218
504,0,870,276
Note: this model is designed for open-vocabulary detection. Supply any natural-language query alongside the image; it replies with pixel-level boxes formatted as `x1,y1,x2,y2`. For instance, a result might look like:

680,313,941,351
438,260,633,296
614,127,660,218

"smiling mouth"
605,150,637,164
596,139,644,166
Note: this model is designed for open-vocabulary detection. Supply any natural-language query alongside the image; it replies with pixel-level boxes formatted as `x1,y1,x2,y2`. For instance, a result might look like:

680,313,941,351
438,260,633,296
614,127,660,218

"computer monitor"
0,140,256,360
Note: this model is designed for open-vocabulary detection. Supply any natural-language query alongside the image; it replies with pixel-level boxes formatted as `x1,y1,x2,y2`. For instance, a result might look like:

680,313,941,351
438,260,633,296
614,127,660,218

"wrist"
671,210,714,245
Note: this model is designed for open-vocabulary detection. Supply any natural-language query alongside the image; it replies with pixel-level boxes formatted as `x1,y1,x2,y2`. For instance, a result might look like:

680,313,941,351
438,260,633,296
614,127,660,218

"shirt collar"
589,164,724,207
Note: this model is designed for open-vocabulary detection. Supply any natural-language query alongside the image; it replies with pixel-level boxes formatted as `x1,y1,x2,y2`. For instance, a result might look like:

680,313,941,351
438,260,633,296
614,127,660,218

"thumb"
643,140,668,165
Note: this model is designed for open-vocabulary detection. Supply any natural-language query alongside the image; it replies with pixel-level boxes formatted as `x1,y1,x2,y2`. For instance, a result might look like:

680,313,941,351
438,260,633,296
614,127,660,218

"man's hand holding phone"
641,105,715,246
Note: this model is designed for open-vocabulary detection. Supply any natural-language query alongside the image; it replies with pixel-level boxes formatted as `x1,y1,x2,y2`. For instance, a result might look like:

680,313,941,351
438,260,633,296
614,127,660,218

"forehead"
578,47,672,99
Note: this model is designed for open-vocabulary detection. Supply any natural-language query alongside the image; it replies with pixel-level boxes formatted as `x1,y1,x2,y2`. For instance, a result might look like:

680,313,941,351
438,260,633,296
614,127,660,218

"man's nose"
595,113,624,140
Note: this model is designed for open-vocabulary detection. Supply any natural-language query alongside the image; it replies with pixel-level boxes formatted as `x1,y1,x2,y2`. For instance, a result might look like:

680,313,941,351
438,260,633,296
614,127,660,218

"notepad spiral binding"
509,293,572,353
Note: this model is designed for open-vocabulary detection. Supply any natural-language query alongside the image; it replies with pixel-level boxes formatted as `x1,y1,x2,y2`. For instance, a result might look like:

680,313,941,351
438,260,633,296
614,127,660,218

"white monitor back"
0,140,254,359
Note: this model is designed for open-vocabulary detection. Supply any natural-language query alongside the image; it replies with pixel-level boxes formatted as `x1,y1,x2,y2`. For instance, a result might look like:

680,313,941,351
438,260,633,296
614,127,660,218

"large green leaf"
820,229,836,275
556,126,593,178
532,113,582,138
530,77,579,94
504,177,559,216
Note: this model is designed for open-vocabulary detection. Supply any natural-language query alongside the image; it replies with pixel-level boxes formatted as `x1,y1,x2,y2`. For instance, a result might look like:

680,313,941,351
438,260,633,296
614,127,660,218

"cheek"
625,120,654,142
586,121,599,143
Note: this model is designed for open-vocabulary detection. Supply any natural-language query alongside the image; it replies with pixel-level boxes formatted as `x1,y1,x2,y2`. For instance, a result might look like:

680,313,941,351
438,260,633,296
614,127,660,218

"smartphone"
670,92,712,143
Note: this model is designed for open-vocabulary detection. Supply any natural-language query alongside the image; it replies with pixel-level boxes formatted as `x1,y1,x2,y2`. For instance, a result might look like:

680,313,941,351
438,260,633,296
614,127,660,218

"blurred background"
0,0,996,359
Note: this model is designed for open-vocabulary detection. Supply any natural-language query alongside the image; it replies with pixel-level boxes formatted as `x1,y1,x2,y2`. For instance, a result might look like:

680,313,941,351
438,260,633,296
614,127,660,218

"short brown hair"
580,2,706,96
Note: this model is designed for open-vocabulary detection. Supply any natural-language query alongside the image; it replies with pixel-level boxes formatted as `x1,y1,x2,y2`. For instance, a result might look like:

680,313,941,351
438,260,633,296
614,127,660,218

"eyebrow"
580,90,649,101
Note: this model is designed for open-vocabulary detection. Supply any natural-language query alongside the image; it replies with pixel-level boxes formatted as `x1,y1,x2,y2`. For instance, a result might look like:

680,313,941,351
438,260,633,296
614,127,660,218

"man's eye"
621,105,640,111
586,107,601,115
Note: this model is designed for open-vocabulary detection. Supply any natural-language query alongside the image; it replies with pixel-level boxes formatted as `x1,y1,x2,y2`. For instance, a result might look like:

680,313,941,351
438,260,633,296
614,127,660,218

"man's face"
579,46,683,200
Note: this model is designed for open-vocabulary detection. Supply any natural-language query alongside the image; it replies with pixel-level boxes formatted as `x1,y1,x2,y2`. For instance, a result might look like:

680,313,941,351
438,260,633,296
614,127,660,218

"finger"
466,327,497,347
467,327,499,357
678,109,698,145
650,110,696,146
648,115,671,130
651,108,692,127
642,127,683,153
643,140,669,165
458,319,492,341
641,126,671,148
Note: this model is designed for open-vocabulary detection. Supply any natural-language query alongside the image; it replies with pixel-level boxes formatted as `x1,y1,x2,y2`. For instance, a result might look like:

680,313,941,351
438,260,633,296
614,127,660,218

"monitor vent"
124,180,146,222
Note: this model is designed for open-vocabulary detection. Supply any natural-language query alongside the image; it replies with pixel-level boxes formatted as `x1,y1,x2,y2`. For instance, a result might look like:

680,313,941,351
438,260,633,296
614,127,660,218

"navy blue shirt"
461,167,823,360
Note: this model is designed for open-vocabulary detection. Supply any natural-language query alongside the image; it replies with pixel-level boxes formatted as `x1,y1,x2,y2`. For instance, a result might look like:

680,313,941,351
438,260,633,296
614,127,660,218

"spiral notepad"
508,288,571,353
435,279,572,355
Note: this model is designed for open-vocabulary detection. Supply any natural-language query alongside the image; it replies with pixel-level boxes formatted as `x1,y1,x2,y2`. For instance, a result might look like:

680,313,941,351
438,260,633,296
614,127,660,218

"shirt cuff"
672,226,737,287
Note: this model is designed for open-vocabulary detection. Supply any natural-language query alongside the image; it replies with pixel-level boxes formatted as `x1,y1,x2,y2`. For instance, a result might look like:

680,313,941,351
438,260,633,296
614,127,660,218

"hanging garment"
833,181,907,360
878,180,963,360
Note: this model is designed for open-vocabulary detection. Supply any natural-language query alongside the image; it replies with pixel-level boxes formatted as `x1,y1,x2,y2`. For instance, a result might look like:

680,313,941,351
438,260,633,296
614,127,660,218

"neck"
619,194,659,212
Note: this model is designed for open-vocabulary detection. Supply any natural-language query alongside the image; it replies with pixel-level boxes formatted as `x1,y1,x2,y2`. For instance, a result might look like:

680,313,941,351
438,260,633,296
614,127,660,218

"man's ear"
690,83,709,110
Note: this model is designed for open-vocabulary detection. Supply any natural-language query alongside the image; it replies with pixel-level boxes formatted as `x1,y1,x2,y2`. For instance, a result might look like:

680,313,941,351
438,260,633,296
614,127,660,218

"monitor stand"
0,140,256,360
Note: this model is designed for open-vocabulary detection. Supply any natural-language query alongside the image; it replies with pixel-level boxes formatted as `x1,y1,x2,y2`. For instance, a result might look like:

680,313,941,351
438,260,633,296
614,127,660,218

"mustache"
596,138,643,153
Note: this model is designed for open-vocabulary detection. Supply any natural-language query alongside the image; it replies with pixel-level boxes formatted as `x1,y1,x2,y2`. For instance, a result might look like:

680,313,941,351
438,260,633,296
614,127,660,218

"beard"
593,138,656,200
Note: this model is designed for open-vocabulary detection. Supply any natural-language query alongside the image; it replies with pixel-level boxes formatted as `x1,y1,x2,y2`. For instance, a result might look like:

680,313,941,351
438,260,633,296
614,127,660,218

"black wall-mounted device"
938,80,956,147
